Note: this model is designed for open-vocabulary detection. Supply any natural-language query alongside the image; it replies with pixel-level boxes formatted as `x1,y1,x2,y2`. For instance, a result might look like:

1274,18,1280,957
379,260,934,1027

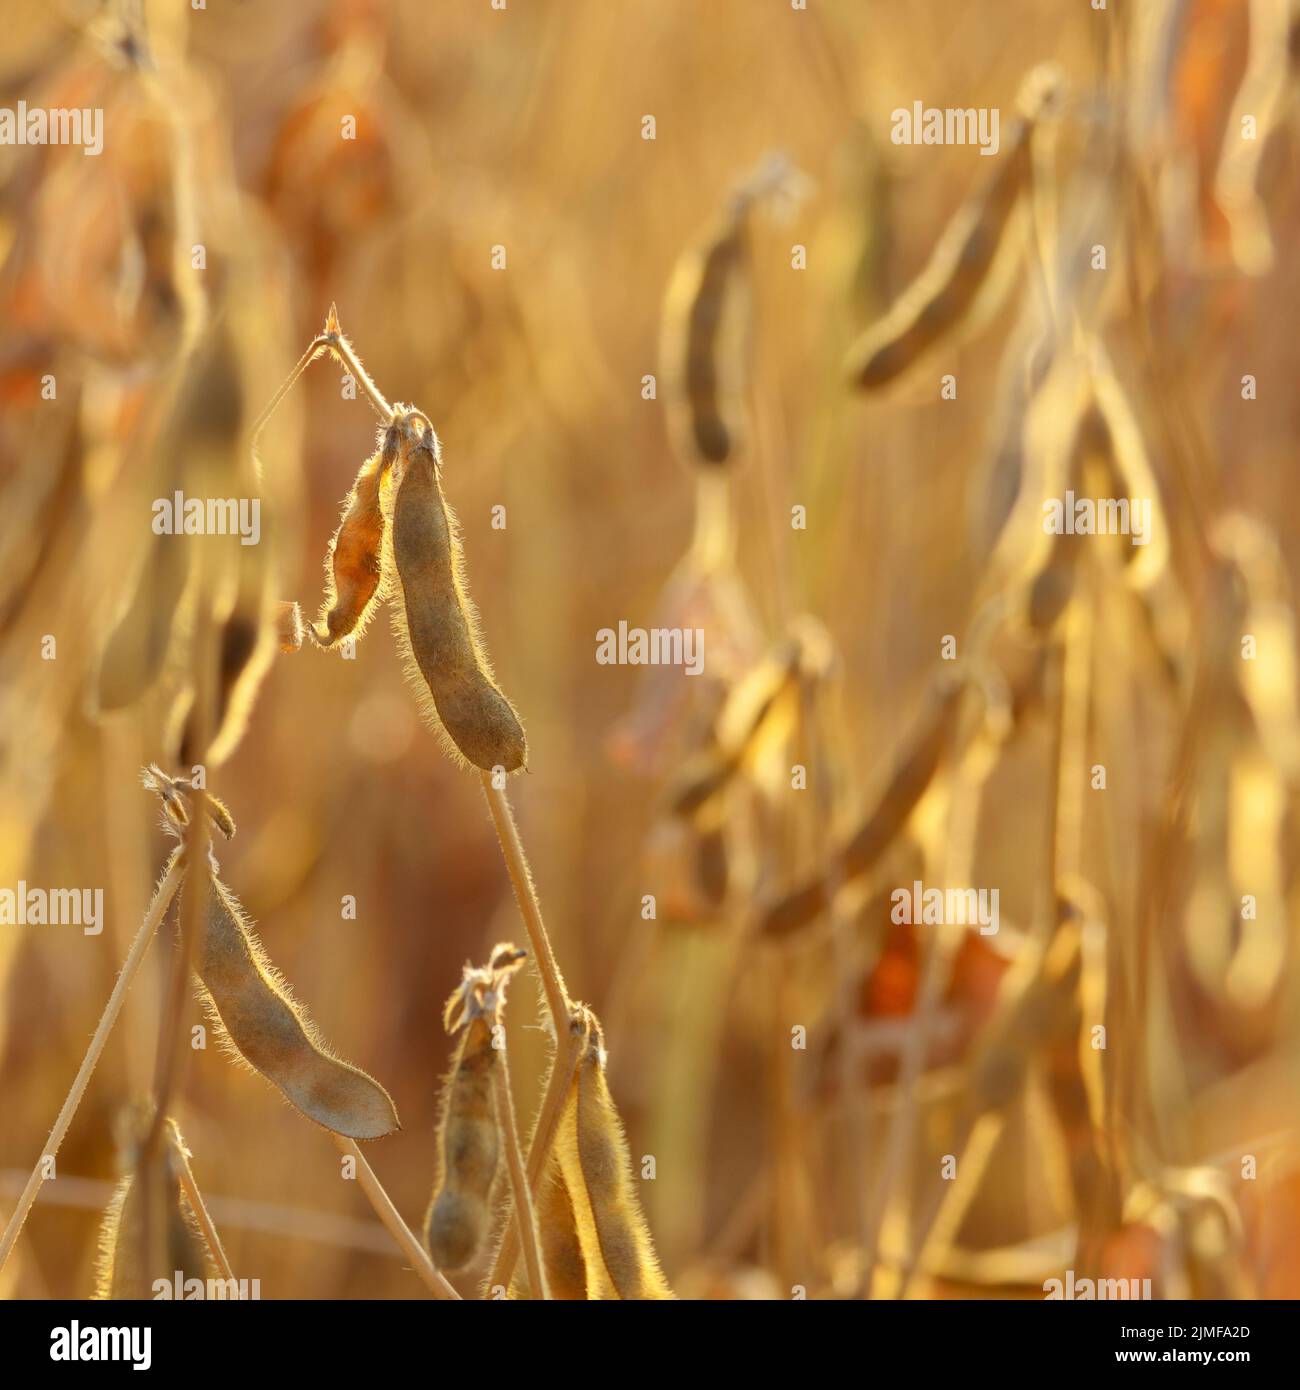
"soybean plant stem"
249,306,396,471
484,1012,585,1297
323,308,394,422
248,334,329,462
0,851,186,1276
331,1136,460,1301
168,1125,235,1282
491,1048,549,1299
478,772,572,1033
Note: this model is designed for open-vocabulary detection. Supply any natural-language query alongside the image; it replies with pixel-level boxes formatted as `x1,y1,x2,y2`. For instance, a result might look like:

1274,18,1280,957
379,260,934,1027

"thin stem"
484,1014,585,1296
0,851,186,1275
248,307,396,471
144,813,206,1154
323,320,394,421
478,772,572,1032
491,1050,549,1299
897,1109,1005,1299
140,599,214,1272
167,1124,235,1283
248,335,329,462
861,762,982,1293
331,1136,460,1301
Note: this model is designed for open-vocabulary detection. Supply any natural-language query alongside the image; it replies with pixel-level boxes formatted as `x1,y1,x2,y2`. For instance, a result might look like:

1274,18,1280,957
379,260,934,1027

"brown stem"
139,574,215,1275
484,1013,585,1297
331,1136,460,1301
478,772,572,1032
491,1050,549,1299
167,1123,235,1283
323,310,394,421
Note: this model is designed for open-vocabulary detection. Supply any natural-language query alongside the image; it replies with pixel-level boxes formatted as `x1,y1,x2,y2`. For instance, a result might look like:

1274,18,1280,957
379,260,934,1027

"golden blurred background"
1,0,1298,1300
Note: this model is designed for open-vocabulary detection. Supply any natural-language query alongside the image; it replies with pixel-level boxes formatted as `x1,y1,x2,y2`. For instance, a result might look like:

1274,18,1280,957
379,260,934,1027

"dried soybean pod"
668,636,804,821
93,1179,140,1299
509,1159,588,1300
195,873,399,1140
844,68,1062,391
94,326,244,713
1023,402,1097,635
93,526,192,713
760,674,965,938
142,766,236,840
312,431,396,648
274,599,305,653
94,1154,209,1300
425,1014,500,1270
663,198,752,466
557,1012,674,1300
534,1162,589,1300
844,140,1030,389
388,423,526,772
176,536,276,767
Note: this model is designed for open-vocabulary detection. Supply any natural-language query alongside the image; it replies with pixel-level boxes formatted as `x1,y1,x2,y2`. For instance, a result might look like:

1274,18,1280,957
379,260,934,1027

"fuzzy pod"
173,537,276,768
663,205,752,467
509,1159,588,1301
387,425,526,772
760,674,965,938
667,636,805,822
845,133,1032,390
425,1015,500,1270
312,437,394,648
274,599,306,653
93,1164,209,1301
194,872,399,1140
843,67,1062,392
556,1014,674,1300
93,327,245,715
142,766,236,841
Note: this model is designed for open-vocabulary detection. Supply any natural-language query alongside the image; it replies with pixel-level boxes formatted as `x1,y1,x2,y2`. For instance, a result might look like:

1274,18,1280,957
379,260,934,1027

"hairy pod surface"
388,426,526,772
313,441,392,647
194,873,399,1139
556,1014,674,1299
509,1159,588,1300
93,1164,208,1300
426,1016,500,1270
274,599,305,653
